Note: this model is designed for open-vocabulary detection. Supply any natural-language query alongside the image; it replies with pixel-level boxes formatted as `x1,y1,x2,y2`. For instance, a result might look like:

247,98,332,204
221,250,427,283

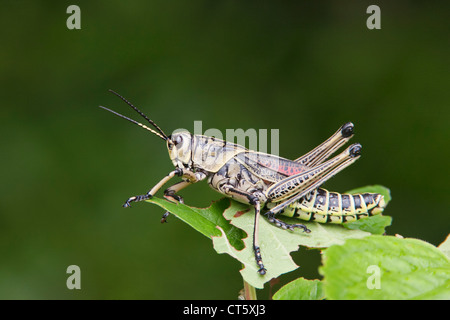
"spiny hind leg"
266,144,362,216
268,143,362,204
264,210,310,233
295,122,354,167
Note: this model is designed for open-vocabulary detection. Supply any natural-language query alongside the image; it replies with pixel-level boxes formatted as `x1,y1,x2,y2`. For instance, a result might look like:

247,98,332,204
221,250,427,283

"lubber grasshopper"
100,90,386,275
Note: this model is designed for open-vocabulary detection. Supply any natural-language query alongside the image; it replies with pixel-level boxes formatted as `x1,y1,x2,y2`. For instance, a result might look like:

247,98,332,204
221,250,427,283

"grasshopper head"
167,131,192,169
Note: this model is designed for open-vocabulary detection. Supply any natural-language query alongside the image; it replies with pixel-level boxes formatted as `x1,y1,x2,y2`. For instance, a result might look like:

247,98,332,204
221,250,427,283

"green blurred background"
1,1,448,299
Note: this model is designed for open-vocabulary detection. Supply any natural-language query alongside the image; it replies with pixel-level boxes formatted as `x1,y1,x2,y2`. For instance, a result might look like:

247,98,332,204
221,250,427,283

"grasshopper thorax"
167,131,193,169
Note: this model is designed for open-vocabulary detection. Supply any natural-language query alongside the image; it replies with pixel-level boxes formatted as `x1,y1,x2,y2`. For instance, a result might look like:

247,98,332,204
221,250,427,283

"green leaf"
272,277,324,300
212,200,370,289
344,214,392,235
320,235,450,300
147,197,245,250
438,234,450,259
147,197,371,289
343,185,392,234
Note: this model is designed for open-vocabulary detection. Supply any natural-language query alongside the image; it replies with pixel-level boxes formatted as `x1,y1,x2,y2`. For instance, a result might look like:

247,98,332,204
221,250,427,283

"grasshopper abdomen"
273,188,385,224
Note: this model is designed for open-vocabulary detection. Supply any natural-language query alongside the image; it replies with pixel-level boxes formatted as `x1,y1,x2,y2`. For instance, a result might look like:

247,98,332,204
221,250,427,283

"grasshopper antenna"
99,105,168,141
106,89,169,141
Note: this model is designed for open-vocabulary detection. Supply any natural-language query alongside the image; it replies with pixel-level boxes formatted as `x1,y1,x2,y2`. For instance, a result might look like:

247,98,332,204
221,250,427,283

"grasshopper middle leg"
220,185,267,275
160,180,192,223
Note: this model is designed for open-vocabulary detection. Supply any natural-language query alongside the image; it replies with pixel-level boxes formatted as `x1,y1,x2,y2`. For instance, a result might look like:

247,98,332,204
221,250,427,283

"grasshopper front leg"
123,168,203,207
123,168,182,207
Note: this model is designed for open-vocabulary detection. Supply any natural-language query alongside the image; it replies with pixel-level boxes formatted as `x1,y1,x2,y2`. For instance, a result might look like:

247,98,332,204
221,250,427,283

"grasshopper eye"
175,135,183,146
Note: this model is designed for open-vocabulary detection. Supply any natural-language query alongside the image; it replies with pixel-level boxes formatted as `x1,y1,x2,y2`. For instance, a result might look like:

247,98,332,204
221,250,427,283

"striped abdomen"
277,188,385,224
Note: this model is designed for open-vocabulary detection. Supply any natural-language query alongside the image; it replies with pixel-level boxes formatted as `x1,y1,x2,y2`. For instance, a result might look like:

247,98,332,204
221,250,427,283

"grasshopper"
100,90,386,275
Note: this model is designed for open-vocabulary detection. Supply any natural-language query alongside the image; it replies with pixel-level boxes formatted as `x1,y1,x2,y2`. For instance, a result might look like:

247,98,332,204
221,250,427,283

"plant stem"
243,279,257,300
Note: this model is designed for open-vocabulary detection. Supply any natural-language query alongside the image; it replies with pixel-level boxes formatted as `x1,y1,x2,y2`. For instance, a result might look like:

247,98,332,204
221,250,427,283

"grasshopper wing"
235,152,308,183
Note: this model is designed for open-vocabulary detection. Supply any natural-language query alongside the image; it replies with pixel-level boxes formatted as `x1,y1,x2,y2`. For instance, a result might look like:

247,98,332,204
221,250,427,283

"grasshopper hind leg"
264,211,311,233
